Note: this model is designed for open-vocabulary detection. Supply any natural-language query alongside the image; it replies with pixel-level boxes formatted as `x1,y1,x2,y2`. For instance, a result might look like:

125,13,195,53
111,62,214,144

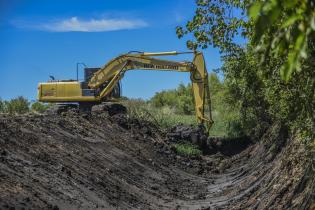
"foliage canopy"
176,0,315,139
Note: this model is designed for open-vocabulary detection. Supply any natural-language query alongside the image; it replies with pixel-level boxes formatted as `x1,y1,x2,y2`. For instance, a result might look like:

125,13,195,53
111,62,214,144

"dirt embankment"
0,108,314,210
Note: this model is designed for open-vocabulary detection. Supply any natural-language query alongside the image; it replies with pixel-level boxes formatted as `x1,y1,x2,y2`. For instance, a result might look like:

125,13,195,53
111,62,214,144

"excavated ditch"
0,108,314,210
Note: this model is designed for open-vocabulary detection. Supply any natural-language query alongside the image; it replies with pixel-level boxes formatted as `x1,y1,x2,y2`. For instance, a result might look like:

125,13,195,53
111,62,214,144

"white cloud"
14,16,148,32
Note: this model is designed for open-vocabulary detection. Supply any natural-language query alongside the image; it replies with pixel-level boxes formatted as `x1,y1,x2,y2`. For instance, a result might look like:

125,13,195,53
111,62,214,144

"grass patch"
173,143,202,156
121,97,243,138
121,99,197,129
121,98,238,136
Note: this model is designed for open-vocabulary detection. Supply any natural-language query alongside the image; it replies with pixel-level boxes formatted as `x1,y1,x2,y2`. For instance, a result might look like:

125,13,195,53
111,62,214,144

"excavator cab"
82,68,121,99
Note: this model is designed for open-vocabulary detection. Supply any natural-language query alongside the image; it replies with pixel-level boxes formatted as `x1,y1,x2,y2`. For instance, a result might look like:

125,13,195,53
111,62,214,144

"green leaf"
281,15,301,28
310,16,315,30
295,34,307,72
268,3,281,22
280,62,293,82
294,33,305,51
253,15,269,44
295,61,302,72
300,41,307,59
281,50,297,82
249,2,262,21
176,26,184,39
283,0,298,9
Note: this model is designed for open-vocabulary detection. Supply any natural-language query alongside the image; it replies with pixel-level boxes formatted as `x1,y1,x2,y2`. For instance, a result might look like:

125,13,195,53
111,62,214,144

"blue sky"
0,0,222,101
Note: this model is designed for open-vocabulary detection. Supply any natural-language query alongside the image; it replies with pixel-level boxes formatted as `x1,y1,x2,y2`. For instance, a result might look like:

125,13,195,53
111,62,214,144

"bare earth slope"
0,110,314,210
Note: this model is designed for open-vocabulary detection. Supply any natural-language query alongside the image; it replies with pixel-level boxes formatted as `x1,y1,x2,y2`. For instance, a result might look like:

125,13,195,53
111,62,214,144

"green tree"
249,0,315,81
151,90,177,108
209,73,223,95
150,83,195,114
177,0,315,82
177,0,315,139
176,0,249,53
177,95,194,114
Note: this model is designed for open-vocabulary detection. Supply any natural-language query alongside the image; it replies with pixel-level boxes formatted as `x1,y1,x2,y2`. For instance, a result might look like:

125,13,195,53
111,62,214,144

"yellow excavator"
37,51,214,129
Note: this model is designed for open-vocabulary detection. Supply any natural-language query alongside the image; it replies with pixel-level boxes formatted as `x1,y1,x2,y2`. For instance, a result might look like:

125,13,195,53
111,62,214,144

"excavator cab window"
82,67,121,98
109,81,121,98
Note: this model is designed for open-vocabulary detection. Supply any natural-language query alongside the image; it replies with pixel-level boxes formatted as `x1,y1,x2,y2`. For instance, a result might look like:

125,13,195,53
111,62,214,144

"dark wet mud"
0,109,314,209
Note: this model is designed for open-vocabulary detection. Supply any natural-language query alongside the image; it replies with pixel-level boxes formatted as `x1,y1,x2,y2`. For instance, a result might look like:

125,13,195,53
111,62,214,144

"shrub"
31,101,50,113
6,96,30,114
0,99,5,113
122,99,197,129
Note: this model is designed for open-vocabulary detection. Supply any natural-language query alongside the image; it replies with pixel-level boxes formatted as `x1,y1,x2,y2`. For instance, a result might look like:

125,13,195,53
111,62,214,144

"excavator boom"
88,52,193,89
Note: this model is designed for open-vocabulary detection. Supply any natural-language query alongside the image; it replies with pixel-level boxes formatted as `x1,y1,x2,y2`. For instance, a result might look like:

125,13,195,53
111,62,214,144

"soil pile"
0,109,314,209
166,124,252,156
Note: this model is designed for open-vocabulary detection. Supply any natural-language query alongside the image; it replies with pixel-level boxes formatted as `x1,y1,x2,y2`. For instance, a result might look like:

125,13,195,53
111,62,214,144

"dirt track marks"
0,113,313,209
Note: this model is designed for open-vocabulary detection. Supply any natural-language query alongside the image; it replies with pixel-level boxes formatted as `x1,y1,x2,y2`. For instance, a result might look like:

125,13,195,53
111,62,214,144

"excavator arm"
89,51,213,129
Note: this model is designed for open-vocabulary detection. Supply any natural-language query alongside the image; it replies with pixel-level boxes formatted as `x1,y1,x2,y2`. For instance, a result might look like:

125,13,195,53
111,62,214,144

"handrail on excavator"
127,51,195,56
